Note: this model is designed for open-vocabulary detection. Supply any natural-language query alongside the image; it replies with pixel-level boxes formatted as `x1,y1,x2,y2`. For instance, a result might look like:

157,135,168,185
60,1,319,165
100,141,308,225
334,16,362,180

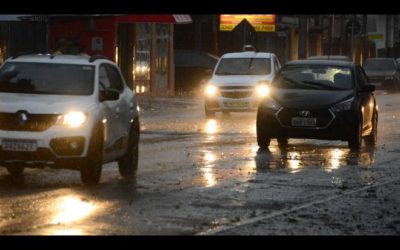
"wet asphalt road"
1,92,400,235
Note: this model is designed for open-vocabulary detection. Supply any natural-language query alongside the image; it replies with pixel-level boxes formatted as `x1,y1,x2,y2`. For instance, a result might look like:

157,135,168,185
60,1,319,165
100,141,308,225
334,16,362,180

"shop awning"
0,15,192,24
0,15,48,22
115,15,192,24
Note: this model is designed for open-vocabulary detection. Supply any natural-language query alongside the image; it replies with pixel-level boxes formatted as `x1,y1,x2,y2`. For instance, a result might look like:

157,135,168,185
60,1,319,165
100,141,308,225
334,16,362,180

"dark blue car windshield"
273,65,354,90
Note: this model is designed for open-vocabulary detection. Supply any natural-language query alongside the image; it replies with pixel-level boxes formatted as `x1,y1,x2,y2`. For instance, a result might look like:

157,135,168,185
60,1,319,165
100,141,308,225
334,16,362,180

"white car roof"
6,54,111,65
221,51,273,59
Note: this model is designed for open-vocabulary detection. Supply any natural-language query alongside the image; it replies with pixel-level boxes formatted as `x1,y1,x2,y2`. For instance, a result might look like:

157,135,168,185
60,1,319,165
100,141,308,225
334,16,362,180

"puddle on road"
360,171,375,186
194,135,377,189
255,143,376,174
195,144,259,188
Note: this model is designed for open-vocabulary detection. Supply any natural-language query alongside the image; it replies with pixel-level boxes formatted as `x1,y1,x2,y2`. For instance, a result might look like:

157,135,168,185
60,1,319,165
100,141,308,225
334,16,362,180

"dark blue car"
257,59,378,150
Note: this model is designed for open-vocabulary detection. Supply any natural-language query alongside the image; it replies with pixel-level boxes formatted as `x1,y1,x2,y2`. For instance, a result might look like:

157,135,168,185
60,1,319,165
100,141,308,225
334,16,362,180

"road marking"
197,177,400,235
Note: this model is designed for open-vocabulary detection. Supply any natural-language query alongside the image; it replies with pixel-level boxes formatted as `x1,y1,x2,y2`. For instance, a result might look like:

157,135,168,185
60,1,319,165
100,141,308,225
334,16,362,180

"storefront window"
134,23,151,94
0,46,4,65
0,24,9,65
154,24,170,92
156,24,169,73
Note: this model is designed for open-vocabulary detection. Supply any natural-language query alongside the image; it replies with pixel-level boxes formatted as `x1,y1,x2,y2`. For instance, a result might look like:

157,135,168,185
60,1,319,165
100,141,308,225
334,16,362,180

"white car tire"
80,124,104,186
118,119,140,180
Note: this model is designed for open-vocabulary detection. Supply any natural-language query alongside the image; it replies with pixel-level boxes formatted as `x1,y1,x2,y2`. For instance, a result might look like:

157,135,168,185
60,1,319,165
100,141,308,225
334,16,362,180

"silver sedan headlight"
256,85,270,98
205,84,218,96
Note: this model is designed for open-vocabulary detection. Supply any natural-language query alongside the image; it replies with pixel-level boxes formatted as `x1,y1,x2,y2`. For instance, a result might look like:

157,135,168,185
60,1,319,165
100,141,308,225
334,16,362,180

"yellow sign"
368,34,384,40
220,15,276,32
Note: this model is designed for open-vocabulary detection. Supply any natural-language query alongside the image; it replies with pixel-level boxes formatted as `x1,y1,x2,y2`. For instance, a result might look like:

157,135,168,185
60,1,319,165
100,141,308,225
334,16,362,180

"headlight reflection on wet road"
51,195,97,225
50,229,84,235
205,119,218,134
287,152,302,173
256,145,354,173
201,151,217,187
326,148,347,172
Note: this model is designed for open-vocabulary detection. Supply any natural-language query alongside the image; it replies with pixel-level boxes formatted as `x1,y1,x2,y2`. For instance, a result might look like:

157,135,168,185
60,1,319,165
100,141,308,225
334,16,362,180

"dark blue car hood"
270,88,355,109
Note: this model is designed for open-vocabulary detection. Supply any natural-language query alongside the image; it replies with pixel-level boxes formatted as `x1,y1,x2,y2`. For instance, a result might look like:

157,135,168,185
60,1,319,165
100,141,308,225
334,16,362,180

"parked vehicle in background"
204,50,281,117
0,54,140,185
174,50,219,93
307,55,352,62
256,59,377,150
363,57,400,91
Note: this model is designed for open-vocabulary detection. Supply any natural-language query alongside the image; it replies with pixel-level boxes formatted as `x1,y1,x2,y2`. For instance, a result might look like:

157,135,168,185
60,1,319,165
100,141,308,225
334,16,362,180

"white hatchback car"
0,54,140,185
204,51,281,117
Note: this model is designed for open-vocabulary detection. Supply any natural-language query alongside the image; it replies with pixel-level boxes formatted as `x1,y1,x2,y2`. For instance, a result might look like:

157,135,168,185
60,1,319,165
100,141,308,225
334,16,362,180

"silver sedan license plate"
225,101,248,107
2,139,37,152
291,117,317,127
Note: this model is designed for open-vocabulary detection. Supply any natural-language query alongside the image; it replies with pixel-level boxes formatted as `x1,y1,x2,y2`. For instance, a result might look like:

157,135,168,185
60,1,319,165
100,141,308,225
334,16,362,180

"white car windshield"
215,58,271,75
0,62,94,95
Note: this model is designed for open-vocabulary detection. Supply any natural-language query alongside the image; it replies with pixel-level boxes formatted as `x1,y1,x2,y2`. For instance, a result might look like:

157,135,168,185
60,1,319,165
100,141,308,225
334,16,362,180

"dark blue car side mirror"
360,84,375,92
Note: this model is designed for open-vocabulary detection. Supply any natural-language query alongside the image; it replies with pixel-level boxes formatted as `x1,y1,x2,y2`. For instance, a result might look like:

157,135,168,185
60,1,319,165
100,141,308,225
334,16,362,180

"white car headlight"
205,84,218,96
57,111,88,127
262,97,281,111
256,85,270,97
331,97,354,112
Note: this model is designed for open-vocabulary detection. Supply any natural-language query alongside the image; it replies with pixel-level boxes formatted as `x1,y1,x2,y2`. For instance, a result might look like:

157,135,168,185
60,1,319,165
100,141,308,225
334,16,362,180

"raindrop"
331,176,345,189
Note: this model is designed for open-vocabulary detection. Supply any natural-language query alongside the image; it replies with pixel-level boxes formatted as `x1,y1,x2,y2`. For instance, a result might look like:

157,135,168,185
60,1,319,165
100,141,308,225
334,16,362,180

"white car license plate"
291,117,317,127
2,139,37,152
224,101,248,107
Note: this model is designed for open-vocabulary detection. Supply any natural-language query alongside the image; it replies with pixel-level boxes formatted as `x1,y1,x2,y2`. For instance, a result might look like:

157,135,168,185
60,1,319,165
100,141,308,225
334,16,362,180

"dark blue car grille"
277,108,334,128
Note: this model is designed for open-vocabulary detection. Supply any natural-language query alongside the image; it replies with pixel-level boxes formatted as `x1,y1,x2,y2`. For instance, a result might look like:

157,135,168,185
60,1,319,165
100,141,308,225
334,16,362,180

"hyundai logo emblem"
299,110,311,117
18,112,28,125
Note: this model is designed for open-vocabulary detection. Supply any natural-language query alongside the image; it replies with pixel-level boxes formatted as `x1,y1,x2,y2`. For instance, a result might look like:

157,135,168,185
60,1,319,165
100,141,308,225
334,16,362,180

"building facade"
48,15,191,96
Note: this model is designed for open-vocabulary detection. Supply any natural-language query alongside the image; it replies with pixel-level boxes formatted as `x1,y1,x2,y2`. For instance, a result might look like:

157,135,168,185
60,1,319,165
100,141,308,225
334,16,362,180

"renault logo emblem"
18,111,28,125
299,110,311,117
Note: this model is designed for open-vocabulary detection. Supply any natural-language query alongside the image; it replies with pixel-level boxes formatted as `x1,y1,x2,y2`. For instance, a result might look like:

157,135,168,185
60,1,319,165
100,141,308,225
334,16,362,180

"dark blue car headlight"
261,97,281,111
331,97,354,112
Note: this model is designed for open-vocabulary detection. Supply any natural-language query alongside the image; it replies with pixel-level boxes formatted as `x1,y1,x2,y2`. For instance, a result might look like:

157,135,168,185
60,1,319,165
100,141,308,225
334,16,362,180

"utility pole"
195,17,202,51
351,15,356,61
298,15,307,59
194,15,212,51
362,15,368,64
339,15,346,55
212,15,219,55
328,15,334,56
385,15,393,57
243,22,247,48
394,15,399,58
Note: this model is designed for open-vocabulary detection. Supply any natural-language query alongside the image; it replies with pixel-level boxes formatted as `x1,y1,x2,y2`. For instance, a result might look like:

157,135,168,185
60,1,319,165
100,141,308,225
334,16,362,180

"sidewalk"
136,95,202,112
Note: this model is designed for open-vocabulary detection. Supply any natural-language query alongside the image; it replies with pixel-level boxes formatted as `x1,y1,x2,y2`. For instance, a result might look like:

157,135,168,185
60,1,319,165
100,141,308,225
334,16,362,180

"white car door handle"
115,107,120,114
